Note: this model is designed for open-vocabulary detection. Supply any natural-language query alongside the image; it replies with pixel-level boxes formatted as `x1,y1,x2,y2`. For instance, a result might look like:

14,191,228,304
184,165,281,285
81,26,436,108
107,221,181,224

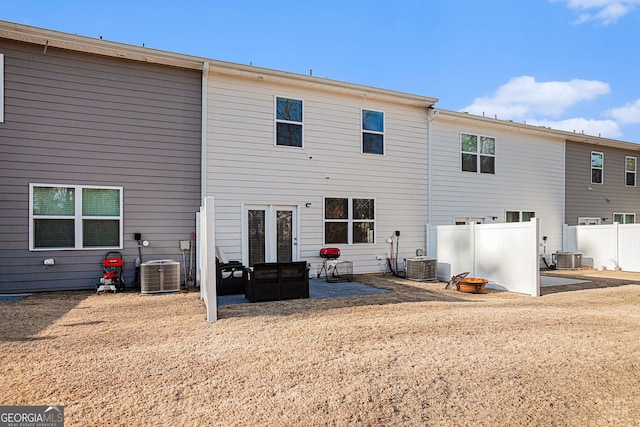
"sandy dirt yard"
1,272,639,426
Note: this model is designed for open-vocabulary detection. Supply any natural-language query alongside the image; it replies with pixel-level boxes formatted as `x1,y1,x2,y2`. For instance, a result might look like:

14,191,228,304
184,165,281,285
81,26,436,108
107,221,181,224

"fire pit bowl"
457,277,488,293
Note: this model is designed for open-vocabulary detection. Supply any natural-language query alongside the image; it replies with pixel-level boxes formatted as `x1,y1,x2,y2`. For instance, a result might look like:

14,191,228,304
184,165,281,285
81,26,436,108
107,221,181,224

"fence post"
531,218,541,297
614,222,620,270
470,221,476,277
204,197,217,322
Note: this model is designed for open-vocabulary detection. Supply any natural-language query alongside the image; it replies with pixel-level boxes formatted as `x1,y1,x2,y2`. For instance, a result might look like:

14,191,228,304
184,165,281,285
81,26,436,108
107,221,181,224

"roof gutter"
0,19,205,70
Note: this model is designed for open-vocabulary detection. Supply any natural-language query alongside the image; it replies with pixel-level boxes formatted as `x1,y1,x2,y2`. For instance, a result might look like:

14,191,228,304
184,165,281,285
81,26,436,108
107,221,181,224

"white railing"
432,219,540,297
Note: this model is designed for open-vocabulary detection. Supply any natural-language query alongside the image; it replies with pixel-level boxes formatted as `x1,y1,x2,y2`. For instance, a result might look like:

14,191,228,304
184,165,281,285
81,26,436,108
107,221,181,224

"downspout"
426,107,439,257
201,62,209,204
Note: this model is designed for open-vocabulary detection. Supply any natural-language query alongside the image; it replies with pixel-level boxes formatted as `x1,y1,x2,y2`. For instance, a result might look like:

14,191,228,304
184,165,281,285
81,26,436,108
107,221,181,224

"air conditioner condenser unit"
140,259,180,294
553,252,582,270
406,257,438,282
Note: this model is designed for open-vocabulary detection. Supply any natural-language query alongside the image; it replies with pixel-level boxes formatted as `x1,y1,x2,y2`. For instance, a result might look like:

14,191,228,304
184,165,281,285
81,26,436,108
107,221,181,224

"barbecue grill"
319,247,341,259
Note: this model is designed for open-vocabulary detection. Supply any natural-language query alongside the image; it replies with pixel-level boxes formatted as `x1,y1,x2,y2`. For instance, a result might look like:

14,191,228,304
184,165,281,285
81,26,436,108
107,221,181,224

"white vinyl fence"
431,219,540,297
197,197,217,322
563,223,640,272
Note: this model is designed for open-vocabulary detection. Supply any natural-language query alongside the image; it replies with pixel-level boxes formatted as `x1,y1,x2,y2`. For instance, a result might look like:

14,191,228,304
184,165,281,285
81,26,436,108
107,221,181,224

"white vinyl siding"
206,71,430,272
431,113,565,254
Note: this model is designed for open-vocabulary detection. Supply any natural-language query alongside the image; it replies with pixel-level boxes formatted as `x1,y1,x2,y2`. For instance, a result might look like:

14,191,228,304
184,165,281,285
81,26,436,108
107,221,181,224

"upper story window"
626,156,636,187
275,97,303,147
362,109,384,155
1,53,4,123
613,213,635,224
461,133,495,174
324,197,375,244
30,184,123,250
591,151,603,184
506,211,535,222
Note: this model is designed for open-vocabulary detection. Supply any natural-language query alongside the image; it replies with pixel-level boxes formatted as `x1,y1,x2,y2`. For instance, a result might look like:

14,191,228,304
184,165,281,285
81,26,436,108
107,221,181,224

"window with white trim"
30,184,123,250
362,109,384,155
613,213,635,224
275,96,303,147
1,53,4,123
461,133,495,174
506,211,535,222
324,197,375,244
578,217,602,225
625,156,636,187
591,151,603,184
454,217,486,225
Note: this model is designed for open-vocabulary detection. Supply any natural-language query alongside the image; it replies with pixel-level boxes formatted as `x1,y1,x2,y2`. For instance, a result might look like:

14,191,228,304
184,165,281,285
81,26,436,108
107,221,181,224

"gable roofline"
0,19,437,108
438,109,640,152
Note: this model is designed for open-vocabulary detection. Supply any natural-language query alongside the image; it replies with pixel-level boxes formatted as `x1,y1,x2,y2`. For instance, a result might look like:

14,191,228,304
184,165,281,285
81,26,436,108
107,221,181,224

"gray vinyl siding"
0,39,201,292
565,140,640,225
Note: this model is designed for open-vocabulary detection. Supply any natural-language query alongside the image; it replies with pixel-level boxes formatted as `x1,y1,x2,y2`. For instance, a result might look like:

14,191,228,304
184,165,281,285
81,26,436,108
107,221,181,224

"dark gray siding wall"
0,39,201,292
565,140,640,225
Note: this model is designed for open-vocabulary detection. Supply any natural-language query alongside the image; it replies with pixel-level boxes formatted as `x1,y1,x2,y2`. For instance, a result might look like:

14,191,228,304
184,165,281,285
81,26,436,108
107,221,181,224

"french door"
243,205,299,267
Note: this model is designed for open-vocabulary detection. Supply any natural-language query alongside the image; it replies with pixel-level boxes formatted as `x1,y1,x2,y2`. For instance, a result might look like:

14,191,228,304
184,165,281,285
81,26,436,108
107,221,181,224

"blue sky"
3,0,640,143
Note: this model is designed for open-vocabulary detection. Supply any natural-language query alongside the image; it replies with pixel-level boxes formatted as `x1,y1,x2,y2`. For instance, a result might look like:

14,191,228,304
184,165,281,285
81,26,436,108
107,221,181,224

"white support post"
204,197,217,322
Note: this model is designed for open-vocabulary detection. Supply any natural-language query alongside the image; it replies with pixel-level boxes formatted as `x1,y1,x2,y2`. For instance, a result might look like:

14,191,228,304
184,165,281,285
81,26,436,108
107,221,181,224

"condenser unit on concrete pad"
553,252,583,270
140,260,180,294
406,257,438,282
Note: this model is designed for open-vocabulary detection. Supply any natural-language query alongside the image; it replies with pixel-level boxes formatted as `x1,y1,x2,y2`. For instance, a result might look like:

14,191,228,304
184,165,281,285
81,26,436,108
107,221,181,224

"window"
591,151,603,184
506,211,535,222
454,217,486,225
362,109,384,155
275,97,303,147
324,197,375,244
1,53,4,123
461,133,495,174
613,213,635,224
626,156,636,187
578,217,602,225
30,184,122,250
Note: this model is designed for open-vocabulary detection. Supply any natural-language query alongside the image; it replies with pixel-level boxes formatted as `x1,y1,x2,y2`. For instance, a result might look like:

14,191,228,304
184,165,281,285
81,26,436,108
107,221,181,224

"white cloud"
460,76,624,139
552,0,640,24
461,76,610,120
526,117,623,138
606,99,640,124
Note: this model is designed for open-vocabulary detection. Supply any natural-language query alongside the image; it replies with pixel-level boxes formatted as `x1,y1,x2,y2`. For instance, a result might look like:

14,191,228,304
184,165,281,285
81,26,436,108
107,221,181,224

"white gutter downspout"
201,62,209,204
426,107,439,257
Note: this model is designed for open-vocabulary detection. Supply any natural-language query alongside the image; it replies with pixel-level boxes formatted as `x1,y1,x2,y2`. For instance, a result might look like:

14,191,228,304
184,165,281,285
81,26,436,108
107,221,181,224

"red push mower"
96,252,125,293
